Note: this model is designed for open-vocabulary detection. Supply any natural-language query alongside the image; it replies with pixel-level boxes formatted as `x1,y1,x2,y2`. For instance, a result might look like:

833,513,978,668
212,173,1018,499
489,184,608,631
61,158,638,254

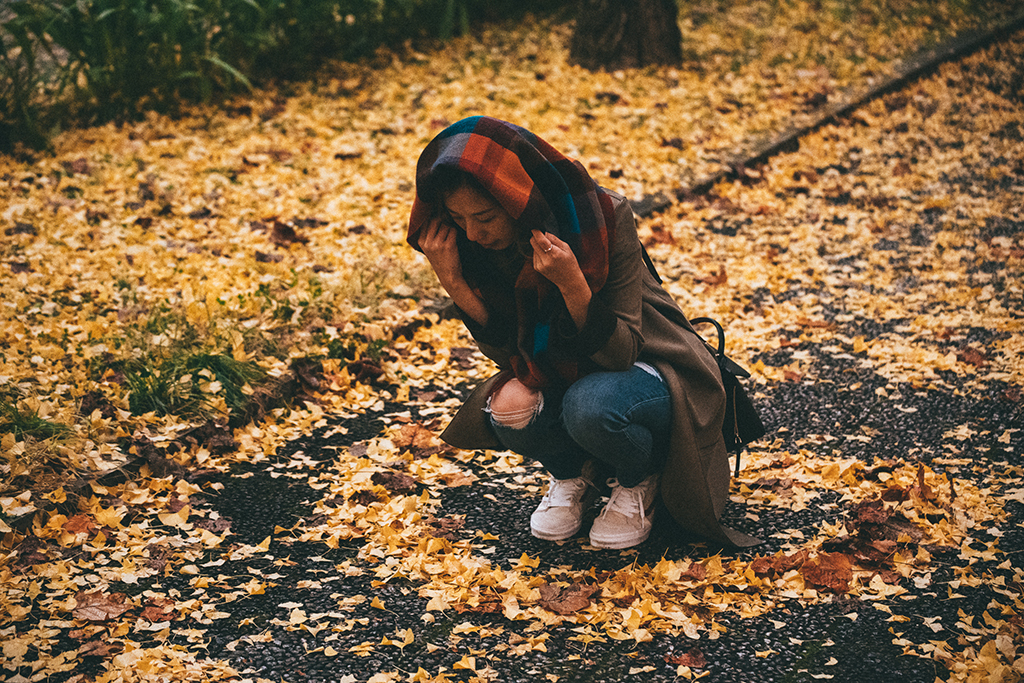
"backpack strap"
640,244,663,284
688,317,763,476
641,247,763,474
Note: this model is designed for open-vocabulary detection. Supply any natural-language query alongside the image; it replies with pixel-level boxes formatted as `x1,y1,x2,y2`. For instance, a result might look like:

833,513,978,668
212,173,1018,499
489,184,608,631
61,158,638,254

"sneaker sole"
588,527,652,549
589,506,656,549
530,523,582,541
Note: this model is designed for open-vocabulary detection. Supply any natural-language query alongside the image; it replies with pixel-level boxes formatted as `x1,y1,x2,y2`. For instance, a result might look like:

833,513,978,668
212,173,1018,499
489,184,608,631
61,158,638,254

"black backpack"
641,247,766,474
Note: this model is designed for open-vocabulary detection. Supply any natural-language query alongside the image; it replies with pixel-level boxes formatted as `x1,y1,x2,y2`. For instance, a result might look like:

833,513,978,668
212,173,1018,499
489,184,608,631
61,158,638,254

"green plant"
120,350,266,424
438,0,471,41
0,8,51,151
90,297,274,425
18,0,258,122
0,398,71,440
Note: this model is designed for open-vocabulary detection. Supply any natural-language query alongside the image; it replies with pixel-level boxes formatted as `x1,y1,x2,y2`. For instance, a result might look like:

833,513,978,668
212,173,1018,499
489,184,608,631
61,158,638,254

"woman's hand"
419,217,489,326
419,217,463,290
530,229,592,330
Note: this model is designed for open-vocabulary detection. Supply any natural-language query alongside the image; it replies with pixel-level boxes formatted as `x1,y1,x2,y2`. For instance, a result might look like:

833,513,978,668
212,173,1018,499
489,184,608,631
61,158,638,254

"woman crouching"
407,116,758,549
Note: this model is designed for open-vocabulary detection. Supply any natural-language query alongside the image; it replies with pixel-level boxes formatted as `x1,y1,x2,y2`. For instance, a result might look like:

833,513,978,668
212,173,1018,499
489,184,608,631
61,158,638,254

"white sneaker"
530,475,592,541
589,475,659,549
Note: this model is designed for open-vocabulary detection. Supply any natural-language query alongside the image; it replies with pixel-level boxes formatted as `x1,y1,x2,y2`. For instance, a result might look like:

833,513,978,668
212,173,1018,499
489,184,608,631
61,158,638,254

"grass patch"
116,351,267,426
0,393,72,490
97,303,273,427
0,399,71,441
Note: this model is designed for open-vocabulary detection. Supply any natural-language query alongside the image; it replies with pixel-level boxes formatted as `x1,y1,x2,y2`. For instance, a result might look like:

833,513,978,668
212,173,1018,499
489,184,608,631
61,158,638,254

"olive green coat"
440,192,760,548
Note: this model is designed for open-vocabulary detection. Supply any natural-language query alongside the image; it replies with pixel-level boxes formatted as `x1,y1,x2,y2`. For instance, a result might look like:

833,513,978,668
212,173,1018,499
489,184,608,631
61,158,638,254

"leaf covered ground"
2,2,1024,682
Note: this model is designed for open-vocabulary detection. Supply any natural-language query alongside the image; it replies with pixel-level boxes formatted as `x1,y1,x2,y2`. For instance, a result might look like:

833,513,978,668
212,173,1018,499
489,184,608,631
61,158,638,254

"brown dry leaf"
681,561,707,581
347,489,381,506
852,499,892,525
166,495,190,513
455,600,503,614
425,516,464,540
666,647,707,668
823,535,897,567
913,463,934,501
61,157,90,175
371,470,417,494
892,160,912,176
751,550,810,578
538,583,601,615
347,358,385,383
696,266,728,285
797,317,832,329
254,250,283,263
449,347,478,370
139,597,178,622
73,591,131,622
645,223,676,246
851,498,925,543
270,220,308,246
880,485,910,502
193,517,232,533
79,639,124,658
750,556,776,578
394,423,439,452
775,550,810,573
753,477,794,493
857,539,898,565
956,346,988,368
874,569,904,585
801,552,853,593
63,514,97,535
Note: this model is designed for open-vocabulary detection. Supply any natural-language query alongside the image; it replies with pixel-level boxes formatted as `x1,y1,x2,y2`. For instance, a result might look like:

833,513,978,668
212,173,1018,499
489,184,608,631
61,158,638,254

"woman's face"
444,185,517,250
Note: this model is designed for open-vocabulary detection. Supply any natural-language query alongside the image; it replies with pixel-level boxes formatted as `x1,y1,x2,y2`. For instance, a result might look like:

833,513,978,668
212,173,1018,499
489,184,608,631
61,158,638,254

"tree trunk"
569,0,683,71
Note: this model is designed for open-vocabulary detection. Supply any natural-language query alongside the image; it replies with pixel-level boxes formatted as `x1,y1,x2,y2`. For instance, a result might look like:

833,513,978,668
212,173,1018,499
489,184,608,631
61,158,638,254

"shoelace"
543,477,586,508
601,479,647,523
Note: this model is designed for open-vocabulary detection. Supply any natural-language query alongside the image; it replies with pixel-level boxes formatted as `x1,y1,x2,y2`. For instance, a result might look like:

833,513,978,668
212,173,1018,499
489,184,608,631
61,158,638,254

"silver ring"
544,246,552,253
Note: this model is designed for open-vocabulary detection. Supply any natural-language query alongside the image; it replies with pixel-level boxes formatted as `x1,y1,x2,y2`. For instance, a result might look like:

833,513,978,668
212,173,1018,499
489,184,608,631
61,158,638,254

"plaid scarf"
407,116,617,388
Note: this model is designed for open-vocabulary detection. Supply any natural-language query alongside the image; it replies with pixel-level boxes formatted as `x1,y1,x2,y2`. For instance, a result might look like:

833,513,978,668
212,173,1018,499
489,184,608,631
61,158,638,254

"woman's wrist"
559,274,592,330
445,279,489,326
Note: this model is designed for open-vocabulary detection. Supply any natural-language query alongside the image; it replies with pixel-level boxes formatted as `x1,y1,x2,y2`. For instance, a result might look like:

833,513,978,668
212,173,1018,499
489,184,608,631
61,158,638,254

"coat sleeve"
554,193,645,371
454,304,515,369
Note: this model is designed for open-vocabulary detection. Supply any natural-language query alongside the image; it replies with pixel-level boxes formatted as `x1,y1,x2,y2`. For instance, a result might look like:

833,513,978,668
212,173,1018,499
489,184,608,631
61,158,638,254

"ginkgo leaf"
453,655,476,670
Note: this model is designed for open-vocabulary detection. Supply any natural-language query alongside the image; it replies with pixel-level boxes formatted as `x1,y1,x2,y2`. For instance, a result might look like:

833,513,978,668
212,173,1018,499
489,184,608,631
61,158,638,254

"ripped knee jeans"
487,365,671,487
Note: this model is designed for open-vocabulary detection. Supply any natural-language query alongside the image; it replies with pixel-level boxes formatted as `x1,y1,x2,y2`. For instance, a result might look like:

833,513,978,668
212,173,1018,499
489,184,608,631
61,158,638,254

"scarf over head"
407,116,618,389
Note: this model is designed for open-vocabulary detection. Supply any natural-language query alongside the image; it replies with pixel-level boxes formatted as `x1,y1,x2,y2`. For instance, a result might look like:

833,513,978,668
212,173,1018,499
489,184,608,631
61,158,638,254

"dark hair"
421,165,492,208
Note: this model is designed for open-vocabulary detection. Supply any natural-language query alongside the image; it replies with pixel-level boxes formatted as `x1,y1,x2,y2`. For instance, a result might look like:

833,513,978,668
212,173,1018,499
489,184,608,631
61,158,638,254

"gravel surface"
108,354,1016,683
23,377,1020,682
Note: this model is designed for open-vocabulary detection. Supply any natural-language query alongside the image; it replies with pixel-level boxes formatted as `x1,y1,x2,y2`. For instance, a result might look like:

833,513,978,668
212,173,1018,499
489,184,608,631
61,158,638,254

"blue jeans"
489,365,671,488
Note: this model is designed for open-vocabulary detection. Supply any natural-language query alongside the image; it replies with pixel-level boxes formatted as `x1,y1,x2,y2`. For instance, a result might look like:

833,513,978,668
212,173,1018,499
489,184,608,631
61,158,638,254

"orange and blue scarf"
408,116,617,388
